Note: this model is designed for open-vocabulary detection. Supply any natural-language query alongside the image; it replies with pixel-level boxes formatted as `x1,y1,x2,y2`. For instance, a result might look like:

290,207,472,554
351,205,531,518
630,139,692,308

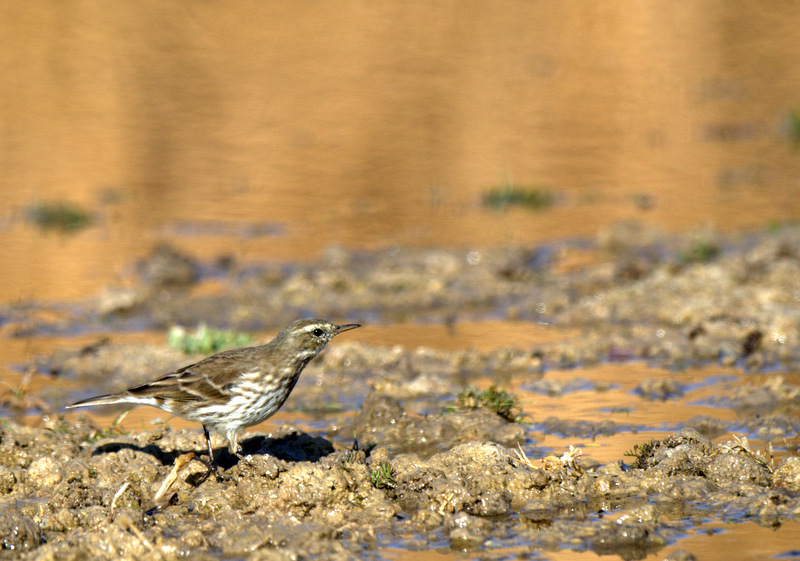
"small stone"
663,548,698,561
0,512,41,551
0,466,16,494
27,457,62,489
50,508,78,532
772,457,800,492
445,513,491,550
448,526,485,550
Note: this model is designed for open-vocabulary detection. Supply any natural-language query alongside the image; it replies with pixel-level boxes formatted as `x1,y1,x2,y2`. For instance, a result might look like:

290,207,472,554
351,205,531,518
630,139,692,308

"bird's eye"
312,328,324,337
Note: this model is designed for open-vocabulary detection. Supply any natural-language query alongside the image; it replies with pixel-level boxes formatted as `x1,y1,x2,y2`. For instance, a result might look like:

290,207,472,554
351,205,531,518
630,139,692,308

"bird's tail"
66,394,131,409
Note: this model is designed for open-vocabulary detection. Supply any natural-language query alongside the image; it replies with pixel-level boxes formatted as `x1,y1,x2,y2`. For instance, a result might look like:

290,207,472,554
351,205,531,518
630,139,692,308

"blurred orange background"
2,1,800,301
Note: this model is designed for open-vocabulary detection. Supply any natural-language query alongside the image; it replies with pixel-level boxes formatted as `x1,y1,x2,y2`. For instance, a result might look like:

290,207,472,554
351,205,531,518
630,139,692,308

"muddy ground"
2,222,800,560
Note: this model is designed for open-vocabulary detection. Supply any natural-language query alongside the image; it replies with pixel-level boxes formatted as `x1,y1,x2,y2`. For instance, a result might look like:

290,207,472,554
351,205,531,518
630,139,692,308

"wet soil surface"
3,223,800,560
8,222,800,376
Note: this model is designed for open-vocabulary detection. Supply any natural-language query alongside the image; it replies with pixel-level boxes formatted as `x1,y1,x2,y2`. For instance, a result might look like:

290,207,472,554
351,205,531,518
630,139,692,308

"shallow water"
3,2,800,303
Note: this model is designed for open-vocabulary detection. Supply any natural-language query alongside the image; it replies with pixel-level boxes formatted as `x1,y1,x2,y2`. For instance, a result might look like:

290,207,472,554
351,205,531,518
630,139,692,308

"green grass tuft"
27,201,93,233
624,439,660,469
482,182,554,210
451,385,524,422
168,324,253,355
369,461,396,489
679,239,720,264
789,109,800,144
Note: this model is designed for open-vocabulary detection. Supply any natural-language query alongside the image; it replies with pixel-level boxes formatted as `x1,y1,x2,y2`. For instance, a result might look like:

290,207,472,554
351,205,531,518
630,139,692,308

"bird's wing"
126,348,255,404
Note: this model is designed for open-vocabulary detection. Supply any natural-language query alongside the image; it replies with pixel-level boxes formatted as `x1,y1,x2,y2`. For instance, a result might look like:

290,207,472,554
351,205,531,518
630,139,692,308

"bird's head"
274,318,361,358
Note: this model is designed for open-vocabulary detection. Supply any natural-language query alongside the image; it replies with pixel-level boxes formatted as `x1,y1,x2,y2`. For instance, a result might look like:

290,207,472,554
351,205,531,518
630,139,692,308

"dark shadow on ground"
91,431,335,468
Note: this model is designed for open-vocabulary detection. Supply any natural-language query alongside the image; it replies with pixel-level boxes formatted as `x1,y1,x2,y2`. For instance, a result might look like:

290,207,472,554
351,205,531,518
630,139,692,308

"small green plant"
1,370,52,416
482,182,554,210
167,324,252,355
337,443,363,473
767,220,784,234
27,201,93,233
766,220,798,234
85,409,131,442
789,108,800,144
624,439,659,469
679,239,720,264
369,461,396,490
351,438,377,456
450,385,524,422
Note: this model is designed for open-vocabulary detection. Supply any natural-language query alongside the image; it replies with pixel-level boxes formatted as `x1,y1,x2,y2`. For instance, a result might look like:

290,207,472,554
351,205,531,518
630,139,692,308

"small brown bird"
67,319,360,478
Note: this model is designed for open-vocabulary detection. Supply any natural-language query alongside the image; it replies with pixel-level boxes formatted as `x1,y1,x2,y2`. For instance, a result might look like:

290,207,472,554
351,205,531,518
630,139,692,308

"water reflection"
2,3,800,303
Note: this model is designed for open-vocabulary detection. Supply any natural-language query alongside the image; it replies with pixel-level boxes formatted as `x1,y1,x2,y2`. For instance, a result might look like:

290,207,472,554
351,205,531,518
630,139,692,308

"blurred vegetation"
679,238,720,264
789,108,800,144
482,182,555,210
767,220,798,234
624,439,659,469
27,201,93,233
449,385,524,422
167,324,253,355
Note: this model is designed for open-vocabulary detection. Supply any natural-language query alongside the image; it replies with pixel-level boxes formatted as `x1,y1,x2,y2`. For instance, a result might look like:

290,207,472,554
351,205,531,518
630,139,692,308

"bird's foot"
210,462,231,482
196,458,229,484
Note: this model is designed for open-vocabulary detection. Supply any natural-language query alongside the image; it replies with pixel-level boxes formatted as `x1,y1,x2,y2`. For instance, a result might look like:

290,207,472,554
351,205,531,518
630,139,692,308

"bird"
67,319,361,479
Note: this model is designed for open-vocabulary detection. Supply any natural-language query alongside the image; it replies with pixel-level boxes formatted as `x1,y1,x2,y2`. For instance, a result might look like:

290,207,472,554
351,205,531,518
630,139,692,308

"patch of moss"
482,183,554,210
168,324,253,355
27,201,93,233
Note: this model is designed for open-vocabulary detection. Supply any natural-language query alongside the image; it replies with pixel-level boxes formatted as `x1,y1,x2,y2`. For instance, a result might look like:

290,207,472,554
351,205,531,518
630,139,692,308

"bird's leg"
204,425,217,469
198,425,225,483
227,432,246,462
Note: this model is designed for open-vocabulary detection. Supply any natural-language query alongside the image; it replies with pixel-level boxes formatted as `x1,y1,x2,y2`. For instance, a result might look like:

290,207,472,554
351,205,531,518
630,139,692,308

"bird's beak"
334,323,361,334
